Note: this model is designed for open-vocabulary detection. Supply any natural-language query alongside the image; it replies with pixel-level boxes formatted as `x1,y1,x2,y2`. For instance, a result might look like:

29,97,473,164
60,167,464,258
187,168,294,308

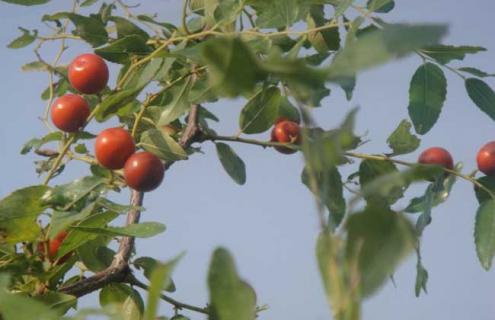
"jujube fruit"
124,151,165,192
68,53,109,94
50,94,90,132
477,141,495,176
95,128,135,170
38,230,71,264
418,147,454,170
271,120,301,154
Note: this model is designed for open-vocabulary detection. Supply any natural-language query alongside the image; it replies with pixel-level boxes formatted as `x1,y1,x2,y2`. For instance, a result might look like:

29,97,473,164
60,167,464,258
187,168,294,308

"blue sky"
1,1,495,319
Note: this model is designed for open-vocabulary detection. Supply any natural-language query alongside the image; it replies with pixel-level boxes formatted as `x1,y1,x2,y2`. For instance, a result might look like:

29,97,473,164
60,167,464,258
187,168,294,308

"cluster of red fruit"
50,53,164,192
418,142,495,176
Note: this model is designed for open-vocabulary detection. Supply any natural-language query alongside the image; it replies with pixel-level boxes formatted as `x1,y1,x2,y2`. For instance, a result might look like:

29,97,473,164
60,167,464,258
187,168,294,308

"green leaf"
359,159,405,205
475,200,495,270
0,275,59,320
1,0,50,5
49,203,96,239
7,27,37,49
215,143,247,185
333,0,354,18
408,63,447,135
140,129,188,162
315,232,344,310
0,185,49,244
42,12,108,47
33,291,77,315
302,166,346,229
367,0,395,13
458,67,495,78
157,77,193,126
21,61,47,72
387,120,420,155
239,87,281,134
465,78,495,122
328,24,448,78
277,97,301,123
80,0,98,7
122,295,144,320
95,35,151,64
405,170,457,214
100,283,143,311
133,256,176,292
109,16,149,40
144,255,183,320
77,238,114,272
56,211,119,258
122,58,163,90
415,252,428,297
474,176,495,204
21,132,63,154
202,37,265,97
307,6,340,54
208,248,257,320
95,88,142,122
73,222,166,238
421,45,486,64
42,176,105,209
345,203,416,297
248,0,310,29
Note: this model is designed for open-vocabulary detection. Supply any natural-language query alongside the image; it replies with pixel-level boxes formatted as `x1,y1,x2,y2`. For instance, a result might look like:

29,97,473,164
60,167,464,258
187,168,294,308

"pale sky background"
1,1,495,319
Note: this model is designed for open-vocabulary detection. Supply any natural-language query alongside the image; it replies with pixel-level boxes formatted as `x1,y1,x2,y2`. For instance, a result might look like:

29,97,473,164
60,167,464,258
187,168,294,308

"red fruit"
50,94,90,132
38,231,72,265
271,120,301,154
95,128,135,170
477,141,495,176
124,152,165,192
275,117,300,125
418,147,454,170
68,53,109,94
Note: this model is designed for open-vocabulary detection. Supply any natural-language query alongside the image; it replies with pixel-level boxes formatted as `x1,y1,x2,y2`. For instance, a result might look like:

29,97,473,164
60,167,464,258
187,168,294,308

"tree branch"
59,191,143,297
127,274,209,315
59,105,203,305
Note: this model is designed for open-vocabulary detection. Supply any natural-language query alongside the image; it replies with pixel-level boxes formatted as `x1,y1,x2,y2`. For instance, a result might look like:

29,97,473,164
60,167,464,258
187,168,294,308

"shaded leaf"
421,45,486,64
95,87,142,122
465,78,495,122
144,255,183,320
95,35,151,64
73,222,166,238
202,37,265,96
387,120,420,155
359,159,404,205
475,200,495,270
0,186,49,244
328,24,447,78
458,67,495,78
474,176,495,204
1,0,50,5
140,129,188,162
239,87,281,134
43,12,108,47
208,248,257,320
7,27,37,49
158,77,193,126
345,203,416,297
215,143,246,185
302,166,346,229
408,63,447,135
